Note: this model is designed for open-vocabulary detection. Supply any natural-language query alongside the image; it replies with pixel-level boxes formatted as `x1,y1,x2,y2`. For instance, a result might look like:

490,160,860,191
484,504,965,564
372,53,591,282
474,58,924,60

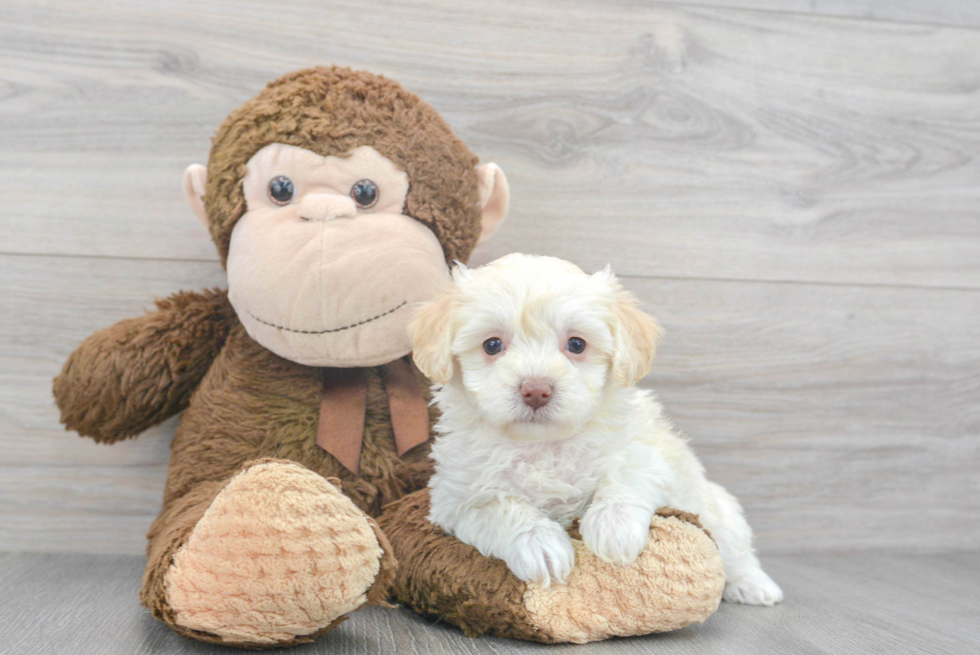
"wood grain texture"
1,0,978,560
2,254,977,554
653,1,980,29
0,551,978,655
1,0,979,288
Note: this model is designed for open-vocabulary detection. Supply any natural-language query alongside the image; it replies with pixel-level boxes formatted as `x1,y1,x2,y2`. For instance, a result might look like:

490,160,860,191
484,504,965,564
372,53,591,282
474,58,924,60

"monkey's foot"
380,491,725,644
163,460,393,647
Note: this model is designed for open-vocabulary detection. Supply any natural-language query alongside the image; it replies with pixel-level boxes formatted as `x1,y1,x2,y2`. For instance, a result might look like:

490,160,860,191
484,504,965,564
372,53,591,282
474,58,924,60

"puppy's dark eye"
483,338,504,356
567,337,586,354
268,175,294,205
350,179,379,208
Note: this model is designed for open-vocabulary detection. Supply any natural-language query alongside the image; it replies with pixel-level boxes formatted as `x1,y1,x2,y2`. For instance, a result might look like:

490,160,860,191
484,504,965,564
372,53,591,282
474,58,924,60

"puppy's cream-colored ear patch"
409,290,456,384
612,290,662,387
183,163,208,228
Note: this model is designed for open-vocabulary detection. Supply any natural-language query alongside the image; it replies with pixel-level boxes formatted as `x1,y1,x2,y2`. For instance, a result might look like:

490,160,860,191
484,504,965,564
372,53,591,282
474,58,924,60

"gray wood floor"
1,551,978,655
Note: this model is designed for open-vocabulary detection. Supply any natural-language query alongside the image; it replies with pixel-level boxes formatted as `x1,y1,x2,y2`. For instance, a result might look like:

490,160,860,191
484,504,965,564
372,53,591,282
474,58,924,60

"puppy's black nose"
520,379,553,409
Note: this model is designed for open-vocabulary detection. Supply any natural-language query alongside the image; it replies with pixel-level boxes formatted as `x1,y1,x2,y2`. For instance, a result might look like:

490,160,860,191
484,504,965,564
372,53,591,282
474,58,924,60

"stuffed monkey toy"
53,67,724,648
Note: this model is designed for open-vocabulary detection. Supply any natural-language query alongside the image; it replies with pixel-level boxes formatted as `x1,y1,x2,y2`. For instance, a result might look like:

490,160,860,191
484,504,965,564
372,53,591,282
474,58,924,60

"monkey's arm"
53,289,236,444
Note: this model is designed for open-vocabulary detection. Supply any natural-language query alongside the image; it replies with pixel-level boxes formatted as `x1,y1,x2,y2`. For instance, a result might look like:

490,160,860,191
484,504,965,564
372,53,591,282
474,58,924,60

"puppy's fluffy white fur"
410,254,782,605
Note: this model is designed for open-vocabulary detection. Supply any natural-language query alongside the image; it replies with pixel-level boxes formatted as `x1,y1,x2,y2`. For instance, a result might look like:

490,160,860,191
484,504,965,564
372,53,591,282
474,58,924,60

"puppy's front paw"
503,522,575,587
581,502,651,565
724,569,784,606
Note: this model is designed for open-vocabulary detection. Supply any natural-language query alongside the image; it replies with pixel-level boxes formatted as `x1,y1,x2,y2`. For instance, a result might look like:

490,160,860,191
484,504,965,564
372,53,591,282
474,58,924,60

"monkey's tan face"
226,143,451,367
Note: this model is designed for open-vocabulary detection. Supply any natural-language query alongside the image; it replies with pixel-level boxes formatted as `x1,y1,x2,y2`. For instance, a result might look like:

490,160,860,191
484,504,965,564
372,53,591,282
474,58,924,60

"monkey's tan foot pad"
164,460,394,647
379,489,725,644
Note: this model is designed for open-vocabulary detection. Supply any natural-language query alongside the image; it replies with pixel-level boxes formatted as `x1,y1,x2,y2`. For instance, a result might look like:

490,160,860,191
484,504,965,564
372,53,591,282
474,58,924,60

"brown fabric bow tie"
315,356,430,475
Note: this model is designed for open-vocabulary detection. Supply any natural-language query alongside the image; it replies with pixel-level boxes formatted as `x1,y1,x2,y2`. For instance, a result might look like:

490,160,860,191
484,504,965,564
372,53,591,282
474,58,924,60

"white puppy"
409,254,783,606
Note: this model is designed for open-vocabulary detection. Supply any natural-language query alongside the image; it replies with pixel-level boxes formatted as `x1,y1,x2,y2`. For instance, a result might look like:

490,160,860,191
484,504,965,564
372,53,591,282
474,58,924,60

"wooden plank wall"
1,0,977,555
657,1,980,28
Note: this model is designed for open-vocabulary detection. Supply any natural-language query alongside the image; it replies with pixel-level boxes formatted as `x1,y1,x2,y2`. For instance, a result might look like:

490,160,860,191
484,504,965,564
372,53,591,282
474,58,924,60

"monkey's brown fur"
54,289,236,443
53,67,723,648
204,66,482,266
55,67,476,647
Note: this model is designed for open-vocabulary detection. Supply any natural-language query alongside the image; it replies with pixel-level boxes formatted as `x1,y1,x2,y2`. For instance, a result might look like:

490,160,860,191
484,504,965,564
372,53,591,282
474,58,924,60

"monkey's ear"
476,163,509,245
182,164,209,229
409,290,457,385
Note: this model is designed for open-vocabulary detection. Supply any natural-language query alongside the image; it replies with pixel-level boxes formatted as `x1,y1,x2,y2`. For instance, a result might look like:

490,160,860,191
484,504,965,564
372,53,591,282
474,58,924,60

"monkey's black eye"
567,337,586,354
350,179,379,209
483,338,504,356
268,175,294,205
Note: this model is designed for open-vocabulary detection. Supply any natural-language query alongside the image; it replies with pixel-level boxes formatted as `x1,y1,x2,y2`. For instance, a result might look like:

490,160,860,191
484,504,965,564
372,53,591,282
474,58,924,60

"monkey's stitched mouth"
247,300,407,335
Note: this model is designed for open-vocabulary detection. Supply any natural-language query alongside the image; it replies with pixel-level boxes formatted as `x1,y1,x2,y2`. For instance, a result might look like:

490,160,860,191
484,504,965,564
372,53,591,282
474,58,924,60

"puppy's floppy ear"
599,269,662,386
611,290,662,386
409,288,457,384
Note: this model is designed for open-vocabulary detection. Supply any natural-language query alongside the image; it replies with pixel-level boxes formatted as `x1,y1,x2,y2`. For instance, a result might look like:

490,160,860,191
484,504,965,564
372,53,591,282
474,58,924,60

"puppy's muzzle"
520,379,553,409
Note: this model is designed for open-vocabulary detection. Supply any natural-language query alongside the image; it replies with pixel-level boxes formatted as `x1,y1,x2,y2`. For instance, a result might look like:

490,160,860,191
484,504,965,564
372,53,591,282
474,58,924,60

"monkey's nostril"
520,379,553,410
